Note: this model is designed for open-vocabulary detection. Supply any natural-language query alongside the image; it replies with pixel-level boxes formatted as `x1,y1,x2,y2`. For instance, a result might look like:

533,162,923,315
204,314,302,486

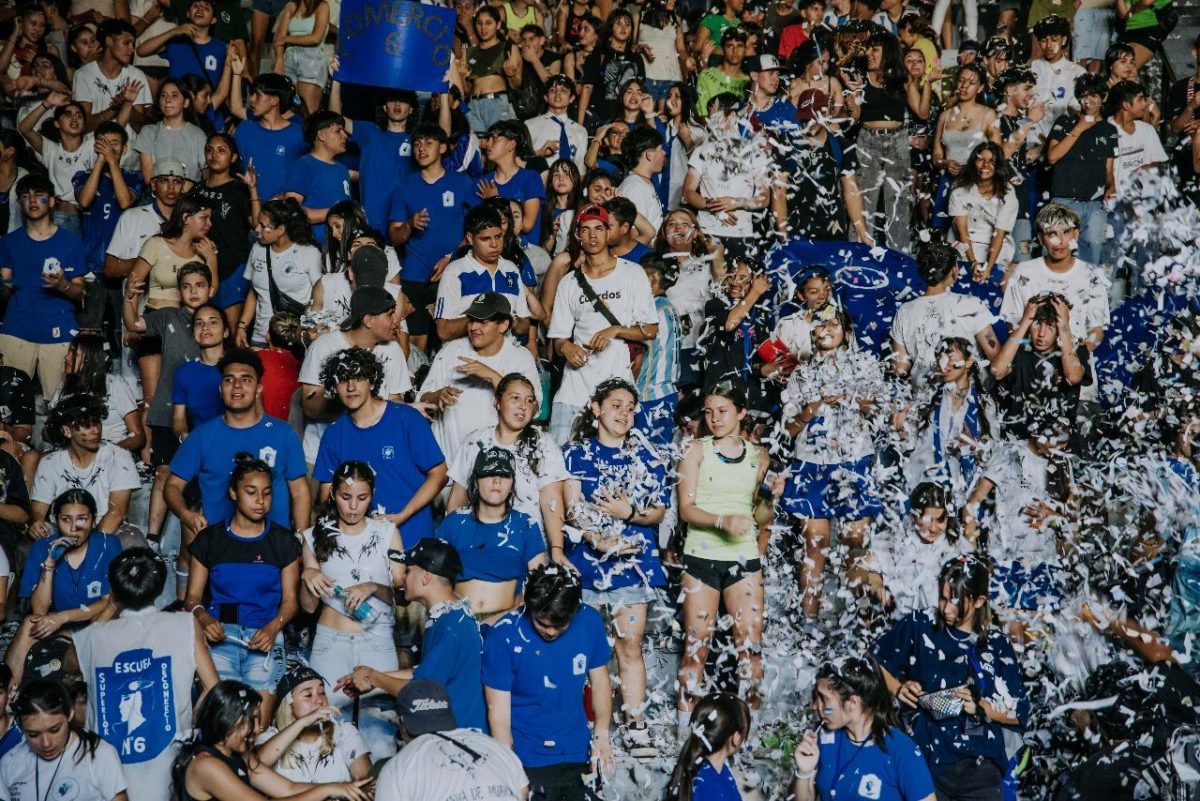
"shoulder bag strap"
574,268,622,328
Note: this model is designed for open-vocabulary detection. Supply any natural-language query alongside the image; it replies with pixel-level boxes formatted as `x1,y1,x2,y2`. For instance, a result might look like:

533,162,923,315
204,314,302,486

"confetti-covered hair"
665,693,751,801
936,554,993,647
46,394,108,448
313,460,377,562
523,563,582,627
320,347,385,396
570,378,639,443
109,547,168,610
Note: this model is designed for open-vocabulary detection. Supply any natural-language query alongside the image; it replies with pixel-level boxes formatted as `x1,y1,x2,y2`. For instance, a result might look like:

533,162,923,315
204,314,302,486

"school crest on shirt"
857,774,882,800
94,648,176,763
258,446,277,467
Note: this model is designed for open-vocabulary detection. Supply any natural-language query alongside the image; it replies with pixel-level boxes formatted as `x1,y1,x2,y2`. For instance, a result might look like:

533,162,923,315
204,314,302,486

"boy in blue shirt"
136,0,228,86
231,71,306,202
73,121,142,277
166,348,310,544
333,85,418,230
284,110,352,244
483,564,613,798
170,302,227,436
0,173,88,400
389,123,479,352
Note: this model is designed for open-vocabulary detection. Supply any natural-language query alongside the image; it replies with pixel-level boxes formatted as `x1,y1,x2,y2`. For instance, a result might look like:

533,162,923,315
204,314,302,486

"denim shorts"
251,0,288,15
210,622,286,692
1072,7,1114,60
645,78,674,102
284,45,329,86
213,265,250,309
308,623,400,758
582,582,659,609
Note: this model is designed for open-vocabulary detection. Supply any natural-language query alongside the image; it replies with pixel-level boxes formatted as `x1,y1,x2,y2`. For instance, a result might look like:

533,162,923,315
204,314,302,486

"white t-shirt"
418,337,541,455
106,204,167,260
665,256,715,350
619,172,663,232
524,113,587,172
871,530,965,615
687,138,767,238
257,719,368,784
300,517,397,625
1031,57,1085,142
0,735,127,801
31,442,141,520
299,331,413,463
244,242,324,343
981,440,1070,566
1110,118,1168,197
39,134,96,203
316,273,402,329
547,260,659,407
434,254,531,322
71,61,154,114
947,184,1018,267
448,426,569,526
892,292,996,385
1000,258,1110,345
50,374,139,445
374,728,527,801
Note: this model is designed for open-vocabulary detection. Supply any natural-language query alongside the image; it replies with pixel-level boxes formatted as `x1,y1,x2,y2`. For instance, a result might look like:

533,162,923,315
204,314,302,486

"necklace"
35,746,67,801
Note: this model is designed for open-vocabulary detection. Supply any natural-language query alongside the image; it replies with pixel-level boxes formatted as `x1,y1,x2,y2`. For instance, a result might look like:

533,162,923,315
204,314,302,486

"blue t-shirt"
874,609,1030,775
622,242,651,264
312,402,445,547
485,168,545,246
391,169,479,283
170,360,223,428
693,760,741,801
413,600,487,733
233,117,306,202
164,36,226,86
285,154,352,243
351,121,413,230
189,521,300,629
168,414,307,530
435,509,545,584
815,727,936,801
561,438,669,592
72,169,144,274
482,605,610,767
0,721,20,760
0,227,87,343
19,532,121,612
751,97,799,130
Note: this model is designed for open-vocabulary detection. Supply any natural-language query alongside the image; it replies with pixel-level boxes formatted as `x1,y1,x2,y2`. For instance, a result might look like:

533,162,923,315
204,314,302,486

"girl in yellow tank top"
675,380,773,729
502,0,541,37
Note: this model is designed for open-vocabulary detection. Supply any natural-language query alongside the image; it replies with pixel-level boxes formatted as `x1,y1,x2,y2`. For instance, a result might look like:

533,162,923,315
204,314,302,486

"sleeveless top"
941,127,986,164
74,609,198,801
684,437,760,562
564,3,589,47
288,11,317,36
639,22,682,82
301,517,397,626
504,1,537,30
182,746,250,801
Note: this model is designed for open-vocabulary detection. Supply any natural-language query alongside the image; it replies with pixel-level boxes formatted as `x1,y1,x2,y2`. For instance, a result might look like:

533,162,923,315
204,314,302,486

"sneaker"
624,721,657,758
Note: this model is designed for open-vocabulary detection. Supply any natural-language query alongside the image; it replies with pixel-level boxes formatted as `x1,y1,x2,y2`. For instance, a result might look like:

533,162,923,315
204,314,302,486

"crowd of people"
0,0,1197,797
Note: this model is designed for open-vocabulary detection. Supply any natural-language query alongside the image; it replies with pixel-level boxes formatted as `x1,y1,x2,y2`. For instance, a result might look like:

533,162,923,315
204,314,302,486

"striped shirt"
638,295,681,402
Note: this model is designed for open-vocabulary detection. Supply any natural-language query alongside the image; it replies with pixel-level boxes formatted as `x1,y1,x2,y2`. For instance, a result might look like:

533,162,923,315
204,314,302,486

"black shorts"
150,424,181,468
683,555,762,591
401,279,438,337
134,307,164,358
1118,24,1166,50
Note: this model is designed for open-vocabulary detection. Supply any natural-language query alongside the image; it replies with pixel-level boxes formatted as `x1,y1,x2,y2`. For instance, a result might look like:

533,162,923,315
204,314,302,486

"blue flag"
765,238,923,356
336,0,455,93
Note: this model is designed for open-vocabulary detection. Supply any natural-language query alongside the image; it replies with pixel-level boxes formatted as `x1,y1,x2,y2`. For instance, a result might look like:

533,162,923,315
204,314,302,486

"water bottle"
333,585,382,626
48,540,70,561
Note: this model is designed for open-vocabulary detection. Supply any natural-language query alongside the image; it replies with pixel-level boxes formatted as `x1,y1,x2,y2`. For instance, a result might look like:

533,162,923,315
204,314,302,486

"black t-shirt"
1047,113,1118,201
0,366,35,427
998,113,1032,215
191,180,253,281
1166,76,1198,123
777,126,856,240
997,344,1091,436
582,47,645,123
700,298,770,397
0,449,29,559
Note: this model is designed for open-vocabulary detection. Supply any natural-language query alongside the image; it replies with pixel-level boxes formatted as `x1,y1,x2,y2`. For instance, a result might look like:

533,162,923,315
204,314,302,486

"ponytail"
664,693,751,801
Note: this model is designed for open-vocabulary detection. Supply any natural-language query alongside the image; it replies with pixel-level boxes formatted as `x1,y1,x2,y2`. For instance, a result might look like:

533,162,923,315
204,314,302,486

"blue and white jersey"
637,295,681,402
434,253,531,321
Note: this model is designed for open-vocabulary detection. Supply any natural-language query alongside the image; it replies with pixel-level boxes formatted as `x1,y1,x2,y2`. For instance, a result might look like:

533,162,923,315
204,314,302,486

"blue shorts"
210,622,286,692
251,0,288,15
213,266,250,309
1073,7,1115,60
990,560,1062,612
781,456,881,521
645,79,674,102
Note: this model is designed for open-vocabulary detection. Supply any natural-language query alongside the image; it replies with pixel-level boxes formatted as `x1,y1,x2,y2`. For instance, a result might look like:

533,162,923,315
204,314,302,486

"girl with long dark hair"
664,693,751,801
185,457,301,720
542,158,582,255
52,331,143,453
792,657,936,801
948,142,1018,283
676,380,770,721
237,197,322,347
299,461,403,713
874,557,1028,801
576,8,645,124
447,373,570,563
653,208,724,387
196,132,259,326
171,679,371,801
563,377,668,755
0,679,127,801
897,337,998,504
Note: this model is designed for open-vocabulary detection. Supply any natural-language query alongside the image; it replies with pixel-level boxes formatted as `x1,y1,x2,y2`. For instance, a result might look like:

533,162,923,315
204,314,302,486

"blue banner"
335,0,455,93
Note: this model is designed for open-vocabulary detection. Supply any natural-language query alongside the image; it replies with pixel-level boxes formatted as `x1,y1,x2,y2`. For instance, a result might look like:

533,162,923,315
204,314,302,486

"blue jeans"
465,95,516,133
210,623,286,692
309,623,400,758
1053,197,1106,268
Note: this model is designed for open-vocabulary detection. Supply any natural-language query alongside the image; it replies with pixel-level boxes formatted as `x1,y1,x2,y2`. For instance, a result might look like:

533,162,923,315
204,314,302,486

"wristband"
794,768,816,780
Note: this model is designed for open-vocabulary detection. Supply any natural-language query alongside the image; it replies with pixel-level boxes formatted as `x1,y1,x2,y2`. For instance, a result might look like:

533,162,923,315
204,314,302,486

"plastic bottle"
332,585,382,626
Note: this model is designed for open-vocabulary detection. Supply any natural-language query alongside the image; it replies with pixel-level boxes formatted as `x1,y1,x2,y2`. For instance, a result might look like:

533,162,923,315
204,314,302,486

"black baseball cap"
341,286,396,331
465,292,513,321
395,679,457,735
275,665,325,701
349,245,388,289
473,447,515,479
402,538,463,581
